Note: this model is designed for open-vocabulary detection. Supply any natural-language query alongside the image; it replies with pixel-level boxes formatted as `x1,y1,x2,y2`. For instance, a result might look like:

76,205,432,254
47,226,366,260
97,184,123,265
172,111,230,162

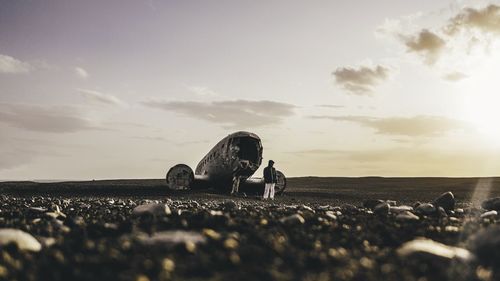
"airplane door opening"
236,137,260,163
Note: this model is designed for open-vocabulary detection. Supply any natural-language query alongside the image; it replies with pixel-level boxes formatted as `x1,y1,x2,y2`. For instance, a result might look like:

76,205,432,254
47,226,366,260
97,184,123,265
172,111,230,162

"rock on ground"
0,228,41,252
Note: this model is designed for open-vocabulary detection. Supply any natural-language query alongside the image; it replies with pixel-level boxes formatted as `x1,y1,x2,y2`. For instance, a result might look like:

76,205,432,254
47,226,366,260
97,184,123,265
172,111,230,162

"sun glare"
463,91,500,142
459,48,500,143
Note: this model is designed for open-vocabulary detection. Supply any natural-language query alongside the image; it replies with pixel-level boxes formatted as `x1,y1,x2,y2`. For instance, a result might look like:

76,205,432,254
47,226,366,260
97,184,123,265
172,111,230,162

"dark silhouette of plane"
166,131,286,195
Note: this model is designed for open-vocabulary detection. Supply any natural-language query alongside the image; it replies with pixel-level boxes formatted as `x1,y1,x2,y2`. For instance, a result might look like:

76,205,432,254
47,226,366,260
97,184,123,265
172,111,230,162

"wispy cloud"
401,29,446,65
77,89,128,107
0,54,32,74
291,147,500,173
443,71,468,81
446,4,500,35
315,104,344,109
386,4,500,67
131,136,169,142
310,115,468,137
0,103,98,133
143,99,295,128
332,64,390,95
187,86,219,97
75,67,89,79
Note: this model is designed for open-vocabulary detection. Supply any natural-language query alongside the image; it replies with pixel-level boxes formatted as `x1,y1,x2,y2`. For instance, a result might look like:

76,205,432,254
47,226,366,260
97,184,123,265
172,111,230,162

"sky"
1,0,500,180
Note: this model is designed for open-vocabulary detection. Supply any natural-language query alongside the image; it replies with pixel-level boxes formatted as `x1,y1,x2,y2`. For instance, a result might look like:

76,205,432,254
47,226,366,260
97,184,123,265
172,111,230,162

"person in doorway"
263,160,277,200
231,161,244,195
231,175,241,195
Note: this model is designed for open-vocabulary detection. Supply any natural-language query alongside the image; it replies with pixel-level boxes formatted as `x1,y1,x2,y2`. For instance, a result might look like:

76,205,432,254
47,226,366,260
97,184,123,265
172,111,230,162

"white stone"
396,211,420,221
397,238,472,261
139,231,206,246
280,214,305,225
480,210,498,219
0,228,42,252
415,203,436,216
390,205,414,213
132,203,171,217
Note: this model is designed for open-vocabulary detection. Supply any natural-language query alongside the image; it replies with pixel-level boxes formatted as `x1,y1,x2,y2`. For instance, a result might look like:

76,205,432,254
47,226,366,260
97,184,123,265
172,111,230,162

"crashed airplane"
166,131,287,195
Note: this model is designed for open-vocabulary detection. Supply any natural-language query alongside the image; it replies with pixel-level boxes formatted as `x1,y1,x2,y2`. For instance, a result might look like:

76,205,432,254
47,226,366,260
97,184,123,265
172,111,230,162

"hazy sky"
2,0,500,180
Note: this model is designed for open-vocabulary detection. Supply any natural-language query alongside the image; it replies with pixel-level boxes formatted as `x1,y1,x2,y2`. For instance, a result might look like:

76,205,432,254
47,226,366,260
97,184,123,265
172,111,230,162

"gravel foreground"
1,193,500,281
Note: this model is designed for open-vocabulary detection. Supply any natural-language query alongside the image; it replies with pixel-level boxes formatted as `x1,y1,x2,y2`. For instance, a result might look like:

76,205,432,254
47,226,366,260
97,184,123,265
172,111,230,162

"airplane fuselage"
165,131,286,194
195,131,263,183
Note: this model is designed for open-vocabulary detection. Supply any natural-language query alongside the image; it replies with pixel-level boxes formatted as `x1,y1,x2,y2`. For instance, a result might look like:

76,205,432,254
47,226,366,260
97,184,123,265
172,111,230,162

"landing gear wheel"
274,170,287,195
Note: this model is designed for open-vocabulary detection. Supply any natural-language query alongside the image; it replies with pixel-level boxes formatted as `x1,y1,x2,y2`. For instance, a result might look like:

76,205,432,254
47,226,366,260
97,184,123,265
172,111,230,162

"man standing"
231,175,241,195
231,160,245,195
263,160,277,200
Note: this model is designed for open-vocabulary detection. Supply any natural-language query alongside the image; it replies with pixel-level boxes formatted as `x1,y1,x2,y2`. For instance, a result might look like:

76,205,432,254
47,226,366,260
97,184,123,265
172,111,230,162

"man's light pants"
263,183,275,199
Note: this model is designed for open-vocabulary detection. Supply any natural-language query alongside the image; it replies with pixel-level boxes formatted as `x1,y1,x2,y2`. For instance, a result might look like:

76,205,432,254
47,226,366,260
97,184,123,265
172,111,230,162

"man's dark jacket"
263,166,277,183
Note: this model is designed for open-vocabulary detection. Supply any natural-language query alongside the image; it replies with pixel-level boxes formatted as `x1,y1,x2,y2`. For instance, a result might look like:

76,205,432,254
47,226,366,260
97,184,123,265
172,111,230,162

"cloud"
77,89,127,107
0,146,35,171
388,5,500,66
332,64,390,95
402,29,446,65
446,4,500,35
75,67,89,79
0,54,32,74
0,103,98,133
443,71,468,81
131,136,169,142
291,147,500,176
309,115,468,137
187,86,219,97
315,104,344,109
143,99,295,128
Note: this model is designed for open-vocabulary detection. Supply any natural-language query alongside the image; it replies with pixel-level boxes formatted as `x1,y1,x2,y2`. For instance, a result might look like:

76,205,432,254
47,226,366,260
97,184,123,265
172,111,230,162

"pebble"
395,211,419,221
481,197,500,211
279,214,305,225
0,228,42,252
28,206,48,213
317,205,331,211
202,228,221,240
389,205,413,213
437,206,448,217
341,204,358,212
0,193,495,280
433,191,455,211
300,205,315,213
386,200,397,206
325,211,337,220
162,258,175,272
362,199,385,209
223,238,239,249
223,200,238,211
415,203,436,216
471,226,500,267
132,203,171,217
138,231,206,247
397,238,472,262
480,210,498,219
373,203,390,216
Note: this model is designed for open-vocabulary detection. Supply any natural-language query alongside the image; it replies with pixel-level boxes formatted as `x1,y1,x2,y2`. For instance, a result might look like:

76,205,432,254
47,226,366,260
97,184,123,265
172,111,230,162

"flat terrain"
1,177,500,281
2,177,500,205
